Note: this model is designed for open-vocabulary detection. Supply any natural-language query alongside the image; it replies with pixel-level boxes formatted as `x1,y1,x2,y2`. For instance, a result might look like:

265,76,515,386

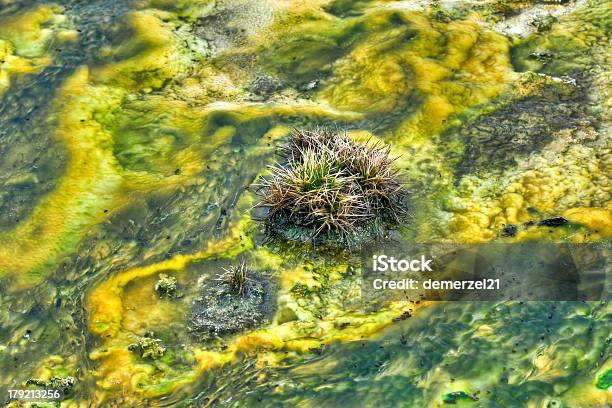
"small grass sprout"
217,260,251,296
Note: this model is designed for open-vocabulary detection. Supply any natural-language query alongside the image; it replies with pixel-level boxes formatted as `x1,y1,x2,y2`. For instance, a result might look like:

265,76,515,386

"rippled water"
0,0,610,407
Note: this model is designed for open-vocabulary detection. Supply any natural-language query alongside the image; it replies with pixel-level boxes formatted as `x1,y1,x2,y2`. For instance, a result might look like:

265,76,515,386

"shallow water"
0,0,610,407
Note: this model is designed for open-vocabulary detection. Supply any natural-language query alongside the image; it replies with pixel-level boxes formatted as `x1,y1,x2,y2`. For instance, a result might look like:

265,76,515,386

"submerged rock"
538,216,568,227
250,75,280,98
450,81,594,181
501,224,518,237
529,51,554,64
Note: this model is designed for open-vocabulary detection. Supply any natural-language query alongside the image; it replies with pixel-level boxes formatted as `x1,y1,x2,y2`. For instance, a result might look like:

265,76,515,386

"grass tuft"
217,260,251,296
256,127,406,243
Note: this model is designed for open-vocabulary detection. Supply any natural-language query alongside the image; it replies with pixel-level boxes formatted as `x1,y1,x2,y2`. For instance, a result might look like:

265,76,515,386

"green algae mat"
0,0,610,406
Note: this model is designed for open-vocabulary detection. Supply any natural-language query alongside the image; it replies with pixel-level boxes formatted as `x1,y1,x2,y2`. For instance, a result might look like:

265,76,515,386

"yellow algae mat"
0,0,610,407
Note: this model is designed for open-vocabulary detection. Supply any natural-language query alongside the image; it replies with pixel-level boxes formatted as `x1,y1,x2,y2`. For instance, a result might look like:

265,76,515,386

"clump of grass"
217,260,251,296
256,127,406,243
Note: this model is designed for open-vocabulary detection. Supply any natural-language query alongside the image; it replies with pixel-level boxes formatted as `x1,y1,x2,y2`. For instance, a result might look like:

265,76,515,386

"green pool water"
0,0,610,406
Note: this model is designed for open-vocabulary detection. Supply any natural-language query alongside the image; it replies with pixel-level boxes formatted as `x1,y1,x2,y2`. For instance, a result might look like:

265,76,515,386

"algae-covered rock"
442,391,478,404
155,273,178,298
47,376,76,394
26,375,76,394
128,332,166,359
